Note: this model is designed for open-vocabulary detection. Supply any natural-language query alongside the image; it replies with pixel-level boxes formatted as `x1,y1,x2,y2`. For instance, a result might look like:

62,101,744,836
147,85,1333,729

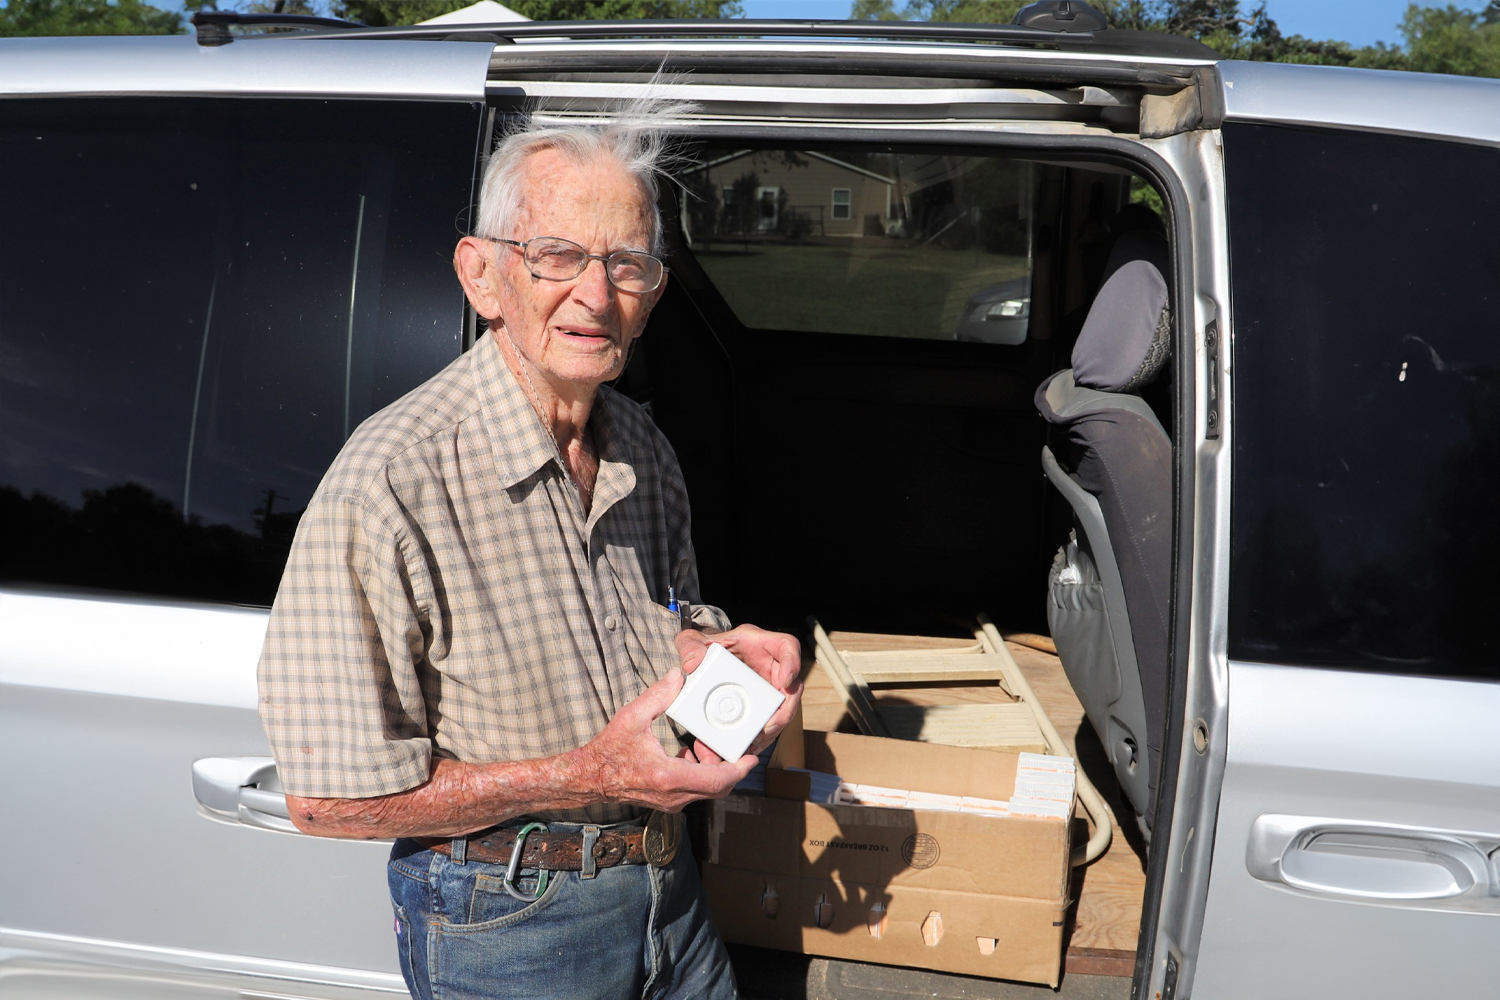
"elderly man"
257,109,802,1000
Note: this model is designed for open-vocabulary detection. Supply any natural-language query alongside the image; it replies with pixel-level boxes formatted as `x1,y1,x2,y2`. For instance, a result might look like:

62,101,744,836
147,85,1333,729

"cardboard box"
702,730,1072,986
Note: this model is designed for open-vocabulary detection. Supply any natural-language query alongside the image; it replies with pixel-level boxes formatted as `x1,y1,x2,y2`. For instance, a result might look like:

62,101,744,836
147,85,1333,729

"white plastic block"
666,643,786,762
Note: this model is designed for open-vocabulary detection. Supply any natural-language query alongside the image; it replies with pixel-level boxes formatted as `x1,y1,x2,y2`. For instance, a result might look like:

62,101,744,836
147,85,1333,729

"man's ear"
454,237,503,321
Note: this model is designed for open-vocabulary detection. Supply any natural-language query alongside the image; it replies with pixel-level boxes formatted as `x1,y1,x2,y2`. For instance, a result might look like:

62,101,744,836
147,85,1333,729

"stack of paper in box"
1008,752,1077,820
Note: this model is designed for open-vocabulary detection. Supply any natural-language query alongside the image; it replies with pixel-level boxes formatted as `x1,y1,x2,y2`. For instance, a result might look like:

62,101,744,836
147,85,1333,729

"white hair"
473,96,697,255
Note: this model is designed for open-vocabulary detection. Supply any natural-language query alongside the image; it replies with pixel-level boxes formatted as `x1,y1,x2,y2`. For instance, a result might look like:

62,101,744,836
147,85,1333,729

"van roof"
0,34,494,100
1220,60,1500,147
4,26,1495,149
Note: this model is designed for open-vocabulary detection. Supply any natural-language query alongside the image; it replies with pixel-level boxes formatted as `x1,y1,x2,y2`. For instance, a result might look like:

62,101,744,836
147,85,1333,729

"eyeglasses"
490,236,667,294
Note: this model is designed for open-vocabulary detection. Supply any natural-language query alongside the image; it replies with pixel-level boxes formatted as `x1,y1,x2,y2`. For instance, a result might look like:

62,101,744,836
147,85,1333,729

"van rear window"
678,147,1038,344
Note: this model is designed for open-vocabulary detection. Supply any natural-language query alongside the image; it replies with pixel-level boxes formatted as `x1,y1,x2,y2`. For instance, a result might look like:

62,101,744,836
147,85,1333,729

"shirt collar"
476,332,566,491
589,388,637,524
475,332,638,512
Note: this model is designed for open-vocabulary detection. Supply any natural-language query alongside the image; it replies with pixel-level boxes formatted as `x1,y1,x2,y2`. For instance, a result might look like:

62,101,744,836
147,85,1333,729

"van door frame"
1130,126,1232,1000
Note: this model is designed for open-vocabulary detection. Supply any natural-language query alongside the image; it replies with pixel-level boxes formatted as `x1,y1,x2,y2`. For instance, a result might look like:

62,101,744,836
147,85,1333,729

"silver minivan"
2,8,1497,999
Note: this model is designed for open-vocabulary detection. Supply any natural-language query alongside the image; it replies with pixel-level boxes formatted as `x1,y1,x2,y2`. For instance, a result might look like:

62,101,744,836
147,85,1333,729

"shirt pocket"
634,601,689,750
619,598,682,687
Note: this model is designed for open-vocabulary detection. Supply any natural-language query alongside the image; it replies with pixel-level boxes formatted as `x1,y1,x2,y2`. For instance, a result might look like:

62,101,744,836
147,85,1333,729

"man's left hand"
674,624,804,762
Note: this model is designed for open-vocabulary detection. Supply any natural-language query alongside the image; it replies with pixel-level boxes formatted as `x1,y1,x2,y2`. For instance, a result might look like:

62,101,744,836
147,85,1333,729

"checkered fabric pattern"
257,332,727,823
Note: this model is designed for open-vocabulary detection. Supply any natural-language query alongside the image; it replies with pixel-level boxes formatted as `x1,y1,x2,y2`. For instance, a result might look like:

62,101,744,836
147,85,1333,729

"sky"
738,0,1446,49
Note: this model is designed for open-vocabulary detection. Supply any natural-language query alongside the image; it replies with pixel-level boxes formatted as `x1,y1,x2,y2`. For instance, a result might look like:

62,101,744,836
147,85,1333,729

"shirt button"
605,615,619,632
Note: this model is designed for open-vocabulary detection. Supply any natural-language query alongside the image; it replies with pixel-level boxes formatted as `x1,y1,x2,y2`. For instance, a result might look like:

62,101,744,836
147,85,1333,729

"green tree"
336,0,741,26
248,0,323,14
851,0,1500,78
331,0,466,24
506,0,741,16
194,0,333,33
852,1,1025,21
0,0,183,35
1402,2,1500,77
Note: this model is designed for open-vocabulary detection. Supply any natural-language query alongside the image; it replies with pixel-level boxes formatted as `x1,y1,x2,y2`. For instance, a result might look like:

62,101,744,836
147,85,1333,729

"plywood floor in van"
798,632,1148,981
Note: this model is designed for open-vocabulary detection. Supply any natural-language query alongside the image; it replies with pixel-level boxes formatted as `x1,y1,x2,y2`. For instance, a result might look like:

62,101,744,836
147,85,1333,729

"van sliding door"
1193,119,1500,999
0,95,483,996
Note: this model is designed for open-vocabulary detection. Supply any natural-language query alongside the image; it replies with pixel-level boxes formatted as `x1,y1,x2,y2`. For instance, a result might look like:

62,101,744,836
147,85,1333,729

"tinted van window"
680,146,1038,344
0,98,481,605
1225,123,1500,679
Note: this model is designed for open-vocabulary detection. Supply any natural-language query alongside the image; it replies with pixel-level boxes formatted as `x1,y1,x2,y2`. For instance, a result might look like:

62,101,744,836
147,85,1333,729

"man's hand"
675,624,804,762
576,667,758,813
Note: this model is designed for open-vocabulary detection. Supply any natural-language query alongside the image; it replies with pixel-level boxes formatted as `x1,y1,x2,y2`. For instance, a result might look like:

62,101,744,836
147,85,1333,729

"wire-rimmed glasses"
490,236,667,294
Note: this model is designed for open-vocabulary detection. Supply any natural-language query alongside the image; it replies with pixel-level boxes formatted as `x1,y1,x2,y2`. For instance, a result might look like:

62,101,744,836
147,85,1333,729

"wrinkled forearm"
285,750,604,840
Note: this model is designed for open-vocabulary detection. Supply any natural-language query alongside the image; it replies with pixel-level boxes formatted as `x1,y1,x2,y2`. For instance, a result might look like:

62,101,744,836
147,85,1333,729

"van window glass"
1225,122,1500,680
679,147,1037,344
0,98,480,605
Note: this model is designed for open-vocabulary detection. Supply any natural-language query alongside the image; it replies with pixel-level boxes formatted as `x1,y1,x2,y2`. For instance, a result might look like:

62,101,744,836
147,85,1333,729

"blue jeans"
388,821,737,1000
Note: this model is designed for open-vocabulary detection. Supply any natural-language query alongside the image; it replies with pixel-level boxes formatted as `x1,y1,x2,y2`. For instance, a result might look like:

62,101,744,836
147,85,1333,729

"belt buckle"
643,810,683,867
502,821,551,902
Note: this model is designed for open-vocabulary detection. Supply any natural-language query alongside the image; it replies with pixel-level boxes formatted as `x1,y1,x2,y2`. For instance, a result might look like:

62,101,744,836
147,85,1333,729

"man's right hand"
576,668,757,813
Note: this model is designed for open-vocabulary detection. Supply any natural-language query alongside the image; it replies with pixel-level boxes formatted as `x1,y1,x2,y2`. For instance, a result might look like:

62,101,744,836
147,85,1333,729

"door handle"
192,756,298,834
1247,813,1497,901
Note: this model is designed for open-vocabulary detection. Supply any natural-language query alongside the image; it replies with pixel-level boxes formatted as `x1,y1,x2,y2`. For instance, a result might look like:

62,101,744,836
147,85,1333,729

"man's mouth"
555,326,615,345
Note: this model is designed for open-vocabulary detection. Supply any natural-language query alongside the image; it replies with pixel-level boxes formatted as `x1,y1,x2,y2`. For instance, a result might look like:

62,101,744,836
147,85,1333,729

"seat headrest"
1072,259,1170,394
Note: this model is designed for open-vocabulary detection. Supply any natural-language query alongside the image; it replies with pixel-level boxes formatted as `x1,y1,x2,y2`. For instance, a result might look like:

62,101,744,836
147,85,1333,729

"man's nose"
570,255,614,310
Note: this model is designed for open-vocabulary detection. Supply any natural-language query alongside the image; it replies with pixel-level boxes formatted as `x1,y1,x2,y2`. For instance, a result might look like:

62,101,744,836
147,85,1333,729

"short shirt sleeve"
257,490,433,799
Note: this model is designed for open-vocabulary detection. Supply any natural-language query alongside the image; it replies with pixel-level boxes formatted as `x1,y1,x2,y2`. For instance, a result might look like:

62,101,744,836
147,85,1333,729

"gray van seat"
1035,255,1172,837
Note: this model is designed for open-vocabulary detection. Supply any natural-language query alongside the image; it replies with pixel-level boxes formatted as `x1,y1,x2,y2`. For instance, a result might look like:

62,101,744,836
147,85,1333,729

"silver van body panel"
1192,661,1500,998
0,35,492,100
0,590,265,708
0,38,487,991
1218,60,1500,146
0,591,399,996
0,928,405,999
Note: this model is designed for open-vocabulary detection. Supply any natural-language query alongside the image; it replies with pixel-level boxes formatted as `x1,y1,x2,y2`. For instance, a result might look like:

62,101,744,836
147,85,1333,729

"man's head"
454,105,688,393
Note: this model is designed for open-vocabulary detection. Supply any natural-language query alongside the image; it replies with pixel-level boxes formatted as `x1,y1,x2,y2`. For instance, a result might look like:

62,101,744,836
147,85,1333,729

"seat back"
1037,253,1172,834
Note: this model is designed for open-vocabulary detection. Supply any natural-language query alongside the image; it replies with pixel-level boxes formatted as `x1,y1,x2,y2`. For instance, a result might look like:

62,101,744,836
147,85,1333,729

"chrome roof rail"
190,10,365,47
276,18,1220,62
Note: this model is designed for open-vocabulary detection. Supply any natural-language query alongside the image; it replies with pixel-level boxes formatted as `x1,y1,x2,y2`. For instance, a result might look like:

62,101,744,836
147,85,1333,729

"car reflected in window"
954,276,1031,344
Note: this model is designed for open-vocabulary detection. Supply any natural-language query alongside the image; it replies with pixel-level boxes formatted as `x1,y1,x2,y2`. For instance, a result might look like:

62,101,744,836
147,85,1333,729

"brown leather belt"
418,826,648,871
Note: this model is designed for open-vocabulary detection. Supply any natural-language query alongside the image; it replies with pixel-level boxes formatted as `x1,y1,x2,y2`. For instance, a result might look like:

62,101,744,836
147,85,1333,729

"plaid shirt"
257,332,727,822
